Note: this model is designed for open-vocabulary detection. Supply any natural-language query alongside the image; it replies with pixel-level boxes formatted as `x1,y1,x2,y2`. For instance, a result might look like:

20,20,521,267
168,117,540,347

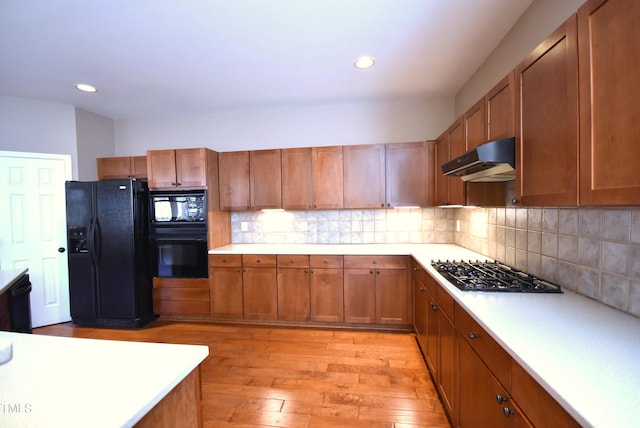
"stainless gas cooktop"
432,260,562,293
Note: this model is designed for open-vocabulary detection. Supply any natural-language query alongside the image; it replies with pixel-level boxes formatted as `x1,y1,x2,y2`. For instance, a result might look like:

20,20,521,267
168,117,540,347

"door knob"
58,247,66,253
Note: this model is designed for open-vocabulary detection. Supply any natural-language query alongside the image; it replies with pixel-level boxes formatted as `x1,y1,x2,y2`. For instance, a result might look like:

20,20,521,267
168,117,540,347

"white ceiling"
0,0,533,120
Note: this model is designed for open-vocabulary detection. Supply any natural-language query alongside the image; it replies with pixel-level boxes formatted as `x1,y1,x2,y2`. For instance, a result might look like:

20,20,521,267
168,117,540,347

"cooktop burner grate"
431,260,562,293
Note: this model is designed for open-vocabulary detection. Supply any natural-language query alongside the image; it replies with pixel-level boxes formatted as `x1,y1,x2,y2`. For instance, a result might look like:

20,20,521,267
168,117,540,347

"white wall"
75,108,115,181
0,95,79,179
454,0,585,116
114,98,453,154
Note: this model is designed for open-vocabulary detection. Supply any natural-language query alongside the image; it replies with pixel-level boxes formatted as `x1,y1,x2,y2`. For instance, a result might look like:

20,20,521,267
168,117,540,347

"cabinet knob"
511,197,519,205
419,287,426,292
372,260,377,264
256,259,261,263
323,259,329,264
376,270,380,275
369,270,374,274
496,394,508,404
431,303,438,311
290,259,295,264
468,332,478,339
503,407,516,417
222,259,228,263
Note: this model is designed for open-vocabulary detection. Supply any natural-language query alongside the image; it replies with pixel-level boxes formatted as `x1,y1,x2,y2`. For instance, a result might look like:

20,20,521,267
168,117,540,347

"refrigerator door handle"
94,219,102,263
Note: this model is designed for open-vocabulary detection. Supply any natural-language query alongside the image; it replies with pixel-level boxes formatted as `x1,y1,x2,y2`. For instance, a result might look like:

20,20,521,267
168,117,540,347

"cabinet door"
385,142,433,208
438,311,455,421
219,151,250,210
487,71,516,141
312,146,344,209
375,268,409,324
250,149,282,210
464,99,486,150
282,148,313,210
412,262,428,353
516,15,578,206
457,332,527,428
344,268,376,323
343,144,386,209
147,150,178,189
434,133,449,206
310,268,344,323
242,267,277,320
175,148,207,188
277,268,311,321
209,266,243,318
578,0,640,205
96,157,132,180
130,156,148,179
447,118,466,206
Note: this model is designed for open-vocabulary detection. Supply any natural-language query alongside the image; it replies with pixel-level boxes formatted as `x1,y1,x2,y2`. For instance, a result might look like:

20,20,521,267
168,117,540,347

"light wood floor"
35,321,450,428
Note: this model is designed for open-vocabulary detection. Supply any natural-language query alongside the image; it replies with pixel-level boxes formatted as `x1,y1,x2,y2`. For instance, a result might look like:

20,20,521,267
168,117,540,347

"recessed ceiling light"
75,83,97,93
354,56,375,70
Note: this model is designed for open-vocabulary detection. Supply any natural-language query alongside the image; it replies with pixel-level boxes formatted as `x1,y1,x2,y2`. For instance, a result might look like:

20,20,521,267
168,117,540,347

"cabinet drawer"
153,278,209,289
455,303,511,387
209,254,242,267
153,299,210,316
344,255,407,269
511,361,580,427
153,288,209,301
411,258,428,283
310,255,343,269
242,254,277,268
277,254,310,268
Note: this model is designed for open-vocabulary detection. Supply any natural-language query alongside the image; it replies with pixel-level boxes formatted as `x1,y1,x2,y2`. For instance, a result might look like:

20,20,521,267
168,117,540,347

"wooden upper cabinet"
464,99,486,150
434,133,449,206
516,15,579,206
385,142,434,208
147,148,209,189
447,118,466,206
97,156,147,180
578,0,640,205
282,148,313,210
250,149,282,210
486,71,516,141
312,146,344,209
343,144,386,209
219,151,250,211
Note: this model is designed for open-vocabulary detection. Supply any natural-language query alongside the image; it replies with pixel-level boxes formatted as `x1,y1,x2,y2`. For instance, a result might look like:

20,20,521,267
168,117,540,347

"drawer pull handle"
468,332,478,339
496,394,508,404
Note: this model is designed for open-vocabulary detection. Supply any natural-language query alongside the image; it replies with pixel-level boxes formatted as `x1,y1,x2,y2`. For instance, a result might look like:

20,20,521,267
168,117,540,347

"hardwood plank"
34,321,450,427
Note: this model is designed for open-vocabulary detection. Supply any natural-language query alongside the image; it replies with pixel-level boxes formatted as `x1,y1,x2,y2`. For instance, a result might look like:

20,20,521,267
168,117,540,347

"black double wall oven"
148,190,208,279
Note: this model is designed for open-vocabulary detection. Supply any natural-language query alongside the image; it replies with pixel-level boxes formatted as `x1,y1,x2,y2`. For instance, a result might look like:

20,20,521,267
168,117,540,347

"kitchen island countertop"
0,331,208,427
210,243,640,427
0,268,29,296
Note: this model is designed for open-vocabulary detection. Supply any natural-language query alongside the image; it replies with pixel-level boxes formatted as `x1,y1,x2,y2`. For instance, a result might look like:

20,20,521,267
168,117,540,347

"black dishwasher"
9,274,32,333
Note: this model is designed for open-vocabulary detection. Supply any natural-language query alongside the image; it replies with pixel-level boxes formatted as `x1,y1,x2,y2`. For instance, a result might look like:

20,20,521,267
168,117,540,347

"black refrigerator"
65,178,157,328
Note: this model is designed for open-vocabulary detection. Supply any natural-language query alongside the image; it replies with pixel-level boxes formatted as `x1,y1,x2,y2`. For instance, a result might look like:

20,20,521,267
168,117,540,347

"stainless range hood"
442,137,515,182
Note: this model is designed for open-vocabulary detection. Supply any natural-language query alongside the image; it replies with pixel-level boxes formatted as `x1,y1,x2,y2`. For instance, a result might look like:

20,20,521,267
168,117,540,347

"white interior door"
0,151,72,327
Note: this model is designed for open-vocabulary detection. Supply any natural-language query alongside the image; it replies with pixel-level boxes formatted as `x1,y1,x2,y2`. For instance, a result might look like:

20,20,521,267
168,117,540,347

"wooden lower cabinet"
344,256,409,325
208,255,243,319
242,255,277,320
456,331,531,428
414,266,581,428
152,278,210,317
277,255,311,321
309,255,344,323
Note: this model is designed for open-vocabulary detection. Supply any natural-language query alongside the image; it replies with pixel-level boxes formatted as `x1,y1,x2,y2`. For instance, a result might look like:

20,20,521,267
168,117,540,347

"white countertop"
0,332,208,427
0,268,29,296
210,243,640,427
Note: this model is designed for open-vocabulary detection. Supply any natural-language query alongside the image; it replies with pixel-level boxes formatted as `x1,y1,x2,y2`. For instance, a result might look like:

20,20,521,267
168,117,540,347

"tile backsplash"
231,208,456,245
455,207,640,317
230,206,640,318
